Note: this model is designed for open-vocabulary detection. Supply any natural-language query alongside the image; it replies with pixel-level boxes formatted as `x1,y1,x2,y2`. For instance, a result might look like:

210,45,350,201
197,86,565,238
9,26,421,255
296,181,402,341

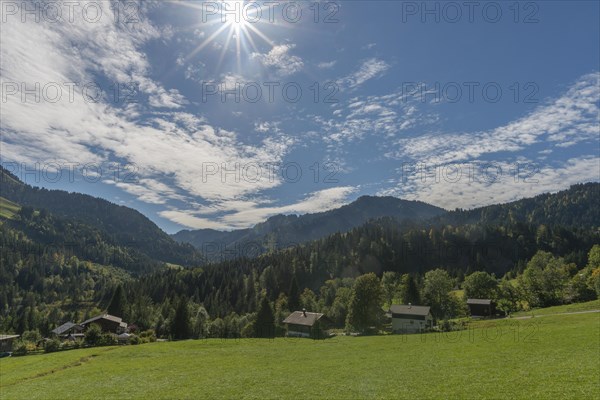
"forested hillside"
173,196,446,260
0,166,202,267
437,182,599,228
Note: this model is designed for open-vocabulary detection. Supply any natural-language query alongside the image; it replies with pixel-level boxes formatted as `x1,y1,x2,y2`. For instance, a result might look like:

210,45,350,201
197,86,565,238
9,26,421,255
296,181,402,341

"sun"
177,0,275,72
221,1,249,30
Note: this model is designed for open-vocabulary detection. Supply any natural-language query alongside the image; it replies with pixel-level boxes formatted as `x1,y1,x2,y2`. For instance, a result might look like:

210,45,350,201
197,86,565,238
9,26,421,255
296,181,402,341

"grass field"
1,310,598,399
0,197,20,220
511,299,600,317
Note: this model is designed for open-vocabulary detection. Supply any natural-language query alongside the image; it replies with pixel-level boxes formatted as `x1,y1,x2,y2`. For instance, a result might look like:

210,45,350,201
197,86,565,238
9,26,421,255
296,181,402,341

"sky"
1,0,599,233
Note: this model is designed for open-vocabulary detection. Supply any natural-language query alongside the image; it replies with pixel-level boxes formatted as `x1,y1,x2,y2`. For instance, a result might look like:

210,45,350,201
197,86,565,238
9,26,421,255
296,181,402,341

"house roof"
51,321,81,335
0,334,20,341
467,299,492,305
81,314,123,326
389,304,431,317
283,311,324,327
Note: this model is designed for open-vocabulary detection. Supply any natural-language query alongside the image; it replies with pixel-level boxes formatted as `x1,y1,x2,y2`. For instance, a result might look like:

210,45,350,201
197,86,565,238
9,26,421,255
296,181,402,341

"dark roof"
51,321,81,335
467,299,492,305
283,311,324,327
0,334,20,341
389,304,431,317
81,314,123,326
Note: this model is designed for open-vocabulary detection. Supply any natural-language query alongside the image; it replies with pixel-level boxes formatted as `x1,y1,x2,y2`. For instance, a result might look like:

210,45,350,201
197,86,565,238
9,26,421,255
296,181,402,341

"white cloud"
312,89,439,144
161,186,358,229
339,58,389,89
251,44,304,76
317,61,337,69
379,157,599,210
390,73,600,165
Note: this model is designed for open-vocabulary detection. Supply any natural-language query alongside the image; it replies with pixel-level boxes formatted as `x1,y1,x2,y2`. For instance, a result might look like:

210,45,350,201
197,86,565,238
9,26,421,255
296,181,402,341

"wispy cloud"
251,44,304,77
160,186,358,229
317,60,337,69
390,73,600,165
339,58,389,89
379,157,600,210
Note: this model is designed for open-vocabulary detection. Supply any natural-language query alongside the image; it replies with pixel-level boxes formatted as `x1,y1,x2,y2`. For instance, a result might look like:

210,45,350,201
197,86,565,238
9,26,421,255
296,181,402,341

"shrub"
129,335,141,345
12,340,28,356
139,329,157,342
44,339,61,353
84,323,102,346
241,321,255,338
98,333,118,346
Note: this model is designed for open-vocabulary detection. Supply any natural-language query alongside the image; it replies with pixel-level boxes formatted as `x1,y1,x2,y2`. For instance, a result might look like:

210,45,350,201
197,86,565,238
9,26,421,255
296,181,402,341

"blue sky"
1,1,599,233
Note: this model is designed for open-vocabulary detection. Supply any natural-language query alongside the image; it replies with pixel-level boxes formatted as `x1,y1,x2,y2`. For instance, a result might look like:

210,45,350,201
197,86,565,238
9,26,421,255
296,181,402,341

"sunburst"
177,0,276,72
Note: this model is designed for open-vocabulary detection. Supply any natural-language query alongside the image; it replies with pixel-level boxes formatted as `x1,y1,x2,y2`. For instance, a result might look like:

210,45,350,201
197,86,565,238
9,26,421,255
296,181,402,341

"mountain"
172,196,446,260
436,182,600,229
0,166,202,271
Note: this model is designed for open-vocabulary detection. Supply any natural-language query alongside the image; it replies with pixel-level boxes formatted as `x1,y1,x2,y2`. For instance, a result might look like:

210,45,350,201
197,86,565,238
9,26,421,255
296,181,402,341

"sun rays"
176,0,277,72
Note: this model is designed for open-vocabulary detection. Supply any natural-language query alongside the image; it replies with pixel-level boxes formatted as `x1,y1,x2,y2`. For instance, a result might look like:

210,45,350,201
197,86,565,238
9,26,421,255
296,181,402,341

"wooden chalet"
80,314,128,334
51,321,84,340
467,299,495,318
283,309,327,338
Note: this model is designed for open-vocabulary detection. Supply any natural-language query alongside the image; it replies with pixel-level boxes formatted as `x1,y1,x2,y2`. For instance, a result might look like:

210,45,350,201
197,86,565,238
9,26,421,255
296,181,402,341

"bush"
98,333,118,346
241,322,255,338
84,323,102,346
44,339,61,353
12,340,28,356
139,329,157,342
129,335,141,345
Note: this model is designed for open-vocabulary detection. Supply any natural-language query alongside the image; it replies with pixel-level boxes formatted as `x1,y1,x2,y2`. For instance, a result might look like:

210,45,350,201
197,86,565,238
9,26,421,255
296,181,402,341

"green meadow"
0,197,20,220
1,311,598,399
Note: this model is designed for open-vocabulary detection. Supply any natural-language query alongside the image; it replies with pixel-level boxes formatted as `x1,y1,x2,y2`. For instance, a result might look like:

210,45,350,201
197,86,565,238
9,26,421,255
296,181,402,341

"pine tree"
288,275,300,312
399,274,421,305
107,284,127,317
171,297,191,340
254,295,275,338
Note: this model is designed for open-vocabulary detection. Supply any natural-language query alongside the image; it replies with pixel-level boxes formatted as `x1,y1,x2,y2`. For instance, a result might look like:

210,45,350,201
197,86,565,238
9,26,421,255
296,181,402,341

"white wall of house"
392,316,431,333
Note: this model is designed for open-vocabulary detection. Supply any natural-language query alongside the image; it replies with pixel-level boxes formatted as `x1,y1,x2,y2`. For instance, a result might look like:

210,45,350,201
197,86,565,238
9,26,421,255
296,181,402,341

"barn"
467,299,495,318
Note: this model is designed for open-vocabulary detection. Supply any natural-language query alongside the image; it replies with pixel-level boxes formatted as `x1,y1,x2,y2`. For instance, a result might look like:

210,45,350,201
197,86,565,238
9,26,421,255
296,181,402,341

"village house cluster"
1,298,496,352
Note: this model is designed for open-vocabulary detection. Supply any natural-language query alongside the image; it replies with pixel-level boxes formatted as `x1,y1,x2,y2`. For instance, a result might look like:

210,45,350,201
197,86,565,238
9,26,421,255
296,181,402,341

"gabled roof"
51,321,81,335
389,304,431,317
0,334,20,341
283,311,324,327
467,299,492,305
81,314,123,326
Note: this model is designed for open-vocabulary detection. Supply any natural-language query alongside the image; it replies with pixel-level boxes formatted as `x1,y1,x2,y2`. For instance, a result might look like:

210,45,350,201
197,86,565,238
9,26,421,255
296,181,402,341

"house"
467,299,495,318
388,304,432,333
283,309,327,338
51,322,84,341
80,314,128,334
0,334,20,352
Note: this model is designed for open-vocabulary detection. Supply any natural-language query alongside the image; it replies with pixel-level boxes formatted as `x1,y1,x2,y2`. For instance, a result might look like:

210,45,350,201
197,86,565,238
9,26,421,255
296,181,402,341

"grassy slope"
1,312,599,399
511,299,600,317
0,197,20,219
